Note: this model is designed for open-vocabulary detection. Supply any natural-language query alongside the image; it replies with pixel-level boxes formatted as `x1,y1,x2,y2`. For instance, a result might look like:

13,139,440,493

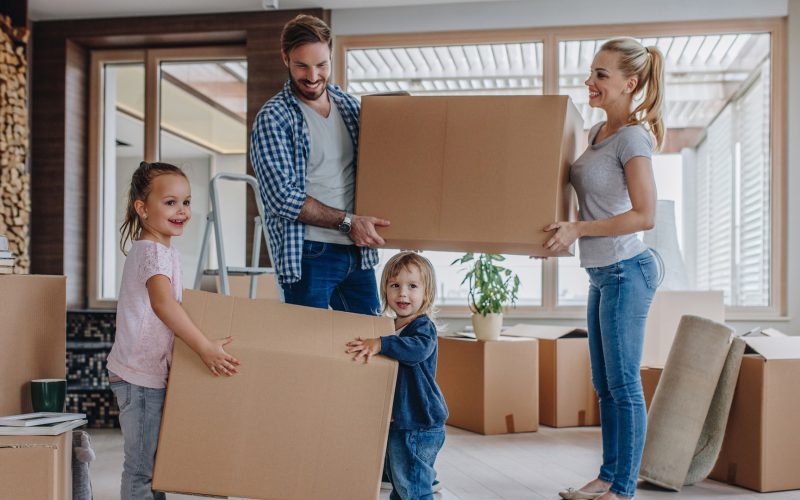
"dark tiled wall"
66,310,118,428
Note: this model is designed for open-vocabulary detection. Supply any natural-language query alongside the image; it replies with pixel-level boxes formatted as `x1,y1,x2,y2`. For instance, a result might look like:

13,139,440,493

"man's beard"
289,73,327,101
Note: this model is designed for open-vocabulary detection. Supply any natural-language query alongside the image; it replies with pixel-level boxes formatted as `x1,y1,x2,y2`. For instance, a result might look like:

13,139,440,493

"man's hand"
345,337,382,363
349,215,390,247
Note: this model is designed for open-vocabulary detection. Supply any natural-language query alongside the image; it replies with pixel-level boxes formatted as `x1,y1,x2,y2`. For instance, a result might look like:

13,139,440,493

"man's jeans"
384,428,445,500
586,250,658,498
109,373,166,500
281,240,380,315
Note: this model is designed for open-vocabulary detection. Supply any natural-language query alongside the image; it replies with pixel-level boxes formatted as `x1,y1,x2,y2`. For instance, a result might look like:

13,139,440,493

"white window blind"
692,62,770,306
734,64,770,306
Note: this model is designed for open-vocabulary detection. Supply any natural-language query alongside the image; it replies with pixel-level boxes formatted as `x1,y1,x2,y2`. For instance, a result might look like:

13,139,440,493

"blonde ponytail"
600,38,666,151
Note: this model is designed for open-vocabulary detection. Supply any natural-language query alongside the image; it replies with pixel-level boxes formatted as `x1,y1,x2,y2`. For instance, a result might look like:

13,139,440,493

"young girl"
106,161,241,500
345,251,448,500
546,38,663,500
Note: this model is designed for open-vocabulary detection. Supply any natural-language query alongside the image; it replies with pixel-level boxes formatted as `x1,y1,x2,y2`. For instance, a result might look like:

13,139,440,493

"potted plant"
451,252,521,341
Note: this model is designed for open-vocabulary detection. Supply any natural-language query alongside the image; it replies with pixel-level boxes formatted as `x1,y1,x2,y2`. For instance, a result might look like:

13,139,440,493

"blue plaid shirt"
250,80,379,284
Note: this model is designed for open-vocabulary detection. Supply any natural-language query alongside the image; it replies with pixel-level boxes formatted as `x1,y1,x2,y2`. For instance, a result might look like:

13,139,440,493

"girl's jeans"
109,372,167,500
586,250,658,497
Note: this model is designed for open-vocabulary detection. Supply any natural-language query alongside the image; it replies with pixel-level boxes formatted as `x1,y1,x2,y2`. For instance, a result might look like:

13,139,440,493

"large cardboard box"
152,290,397,500
640,367,662,411
0,275,66,416
0,431,73,500
198,272,280,300
436,335,538,435
503,324,599,427
710,336,800,492
641,291,725,368
356,95,583,256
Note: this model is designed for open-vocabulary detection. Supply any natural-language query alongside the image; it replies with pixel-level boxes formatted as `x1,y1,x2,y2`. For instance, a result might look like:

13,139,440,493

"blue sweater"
380,314,449,430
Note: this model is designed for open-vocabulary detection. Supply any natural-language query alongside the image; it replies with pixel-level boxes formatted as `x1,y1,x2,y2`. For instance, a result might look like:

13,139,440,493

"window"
337,20,785,319
88,47,247,307
556,33,773,309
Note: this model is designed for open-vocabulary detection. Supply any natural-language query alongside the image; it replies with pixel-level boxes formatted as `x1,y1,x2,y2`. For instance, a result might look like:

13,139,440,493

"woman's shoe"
558,487,609,500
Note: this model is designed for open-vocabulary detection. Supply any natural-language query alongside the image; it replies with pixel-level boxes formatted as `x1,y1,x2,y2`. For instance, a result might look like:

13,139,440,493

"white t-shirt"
107,240,182,388
298,99,355,245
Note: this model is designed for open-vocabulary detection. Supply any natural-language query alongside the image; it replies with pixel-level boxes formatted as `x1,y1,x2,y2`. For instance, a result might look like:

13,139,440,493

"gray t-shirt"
570,122,652,268
297,99,355,245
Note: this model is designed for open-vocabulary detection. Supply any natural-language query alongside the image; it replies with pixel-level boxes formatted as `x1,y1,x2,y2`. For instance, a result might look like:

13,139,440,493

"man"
250,14,389,314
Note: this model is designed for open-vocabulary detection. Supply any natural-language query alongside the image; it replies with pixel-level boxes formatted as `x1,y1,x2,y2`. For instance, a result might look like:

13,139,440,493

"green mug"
30,379,67,413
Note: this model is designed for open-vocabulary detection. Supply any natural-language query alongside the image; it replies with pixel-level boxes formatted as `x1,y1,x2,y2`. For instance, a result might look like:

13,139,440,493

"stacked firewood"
0,16,29,273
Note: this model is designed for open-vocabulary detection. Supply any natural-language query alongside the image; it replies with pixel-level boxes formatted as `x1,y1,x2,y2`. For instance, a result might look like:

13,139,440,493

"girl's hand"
345,337,381,364
201,336,241,377
543,221,581,253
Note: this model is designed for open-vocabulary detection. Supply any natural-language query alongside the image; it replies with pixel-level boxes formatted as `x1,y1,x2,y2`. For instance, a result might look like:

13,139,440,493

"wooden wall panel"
30,34,66,277
31,8,324,307
64,40,87,306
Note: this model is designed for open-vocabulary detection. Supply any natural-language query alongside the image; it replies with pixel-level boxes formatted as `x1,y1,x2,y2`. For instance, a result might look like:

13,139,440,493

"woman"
546,37,664,500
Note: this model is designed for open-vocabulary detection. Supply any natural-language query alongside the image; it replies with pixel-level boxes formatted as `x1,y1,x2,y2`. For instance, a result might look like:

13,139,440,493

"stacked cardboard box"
0,431,73,499
0,275,70,499
0,275,66,416
436,335,539,435
503,324,599,427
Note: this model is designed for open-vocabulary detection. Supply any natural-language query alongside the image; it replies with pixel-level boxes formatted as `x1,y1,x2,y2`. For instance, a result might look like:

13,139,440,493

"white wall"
332,0,798,334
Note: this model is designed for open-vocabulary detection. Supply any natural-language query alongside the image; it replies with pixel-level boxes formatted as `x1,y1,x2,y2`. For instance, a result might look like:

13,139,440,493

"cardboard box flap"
741,327,787,338
503,323,587,340
742,336,800,360
181,289,392,361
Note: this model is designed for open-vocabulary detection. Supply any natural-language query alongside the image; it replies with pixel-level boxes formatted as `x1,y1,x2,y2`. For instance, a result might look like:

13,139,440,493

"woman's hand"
345,337,381,364
201,336,241,377
543,221,582,253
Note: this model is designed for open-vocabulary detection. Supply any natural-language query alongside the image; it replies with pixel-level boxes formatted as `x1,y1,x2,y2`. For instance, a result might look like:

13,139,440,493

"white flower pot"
471,312,503,341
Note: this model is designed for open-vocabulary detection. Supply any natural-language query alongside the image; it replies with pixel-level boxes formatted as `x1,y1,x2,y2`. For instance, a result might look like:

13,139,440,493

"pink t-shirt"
107,240,182,389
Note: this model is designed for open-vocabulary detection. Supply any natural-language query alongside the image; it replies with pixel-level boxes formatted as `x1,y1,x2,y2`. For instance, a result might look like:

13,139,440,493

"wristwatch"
338,213,353,234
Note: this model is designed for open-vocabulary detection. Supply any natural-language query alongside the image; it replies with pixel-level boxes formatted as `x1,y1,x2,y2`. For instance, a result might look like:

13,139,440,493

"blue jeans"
281,240,380,315
109,372,167,500
586,250,658,498
384,428,445,500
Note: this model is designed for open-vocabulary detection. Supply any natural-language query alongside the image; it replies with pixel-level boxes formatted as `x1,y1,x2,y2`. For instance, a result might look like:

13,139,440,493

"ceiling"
28,0,500,21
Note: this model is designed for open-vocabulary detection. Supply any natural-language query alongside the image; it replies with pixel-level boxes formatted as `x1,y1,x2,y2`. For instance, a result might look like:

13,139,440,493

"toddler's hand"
201,336,241,377
345,337,381,364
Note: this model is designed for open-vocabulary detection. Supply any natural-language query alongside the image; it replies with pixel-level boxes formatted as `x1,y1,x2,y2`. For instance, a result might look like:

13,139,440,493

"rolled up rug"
639,315,735,491
684,336,746,485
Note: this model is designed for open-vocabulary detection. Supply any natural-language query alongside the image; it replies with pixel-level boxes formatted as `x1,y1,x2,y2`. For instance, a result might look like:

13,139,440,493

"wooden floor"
88,426,794,499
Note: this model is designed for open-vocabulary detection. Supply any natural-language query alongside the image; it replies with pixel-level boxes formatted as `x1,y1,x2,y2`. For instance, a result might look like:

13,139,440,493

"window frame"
87,46,246,309
334,17,787,321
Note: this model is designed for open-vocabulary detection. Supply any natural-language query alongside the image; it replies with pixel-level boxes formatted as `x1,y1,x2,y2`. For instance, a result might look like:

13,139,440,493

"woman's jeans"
586,250,658,498
109,372,167,500
384,427,445,500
